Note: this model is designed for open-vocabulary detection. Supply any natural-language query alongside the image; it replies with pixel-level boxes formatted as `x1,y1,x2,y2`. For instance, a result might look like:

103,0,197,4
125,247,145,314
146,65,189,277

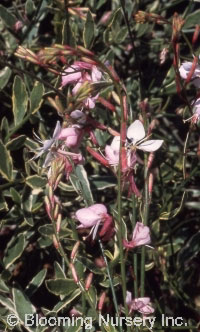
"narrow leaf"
74,164,94,206
0,5,17,27
51,289,81,313
12,75,28,125
0,140,13,181
13,287,36,331
30,81,44,114
0,67,12,90
83,10,95,49
6,135,26,151
25,269,47,297
3,233,26,269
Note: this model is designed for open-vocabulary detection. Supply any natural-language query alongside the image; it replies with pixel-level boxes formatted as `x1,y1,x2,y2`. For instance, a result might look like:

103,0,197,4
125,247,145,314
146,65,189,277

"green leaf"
26,175,47,189
0,294,16,313
73,164,94,206
0,67,12,90
103,324,118,332
3,233,26,269
10,187,21,205
109,8,122,32
184,9,200,29
13,287,36,330
0,140,13,181
25,269,47,297
83,10,95,49
0,193,8,211
6,135,26,151
0,5,17,27
62,19,76,47
45,278,78,296
51,289,81,313
38,224,54,237
90,175,117,190
30,81,44,114
0,279,9,293
54,262,66,279
0,117,9,142
115,26,128,43
12,75,28,125
160,192,186,220
25,0,36,16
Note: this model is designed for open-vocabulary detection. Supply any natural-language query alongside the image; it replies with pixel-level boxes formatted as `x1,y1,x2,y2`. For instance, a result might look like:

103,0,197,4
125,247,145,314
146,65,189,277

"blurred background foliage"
0,0,200,331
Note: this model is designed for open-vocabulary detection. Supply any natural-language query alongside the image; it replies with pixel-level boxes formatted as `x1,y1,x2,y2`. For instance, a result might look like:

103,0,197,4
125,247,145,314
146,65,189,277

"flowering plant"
0,1,199,331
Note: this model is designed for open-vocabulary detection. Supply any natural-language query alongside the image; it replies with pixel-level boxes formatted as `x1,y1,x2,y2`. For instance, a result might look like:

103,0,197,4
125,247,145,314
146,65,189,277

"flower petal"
138,139,163,152
127,120,145,144
110,136,120,151
105,145,119,165
89,204,107,215
52,121,61,139
76,208,100,227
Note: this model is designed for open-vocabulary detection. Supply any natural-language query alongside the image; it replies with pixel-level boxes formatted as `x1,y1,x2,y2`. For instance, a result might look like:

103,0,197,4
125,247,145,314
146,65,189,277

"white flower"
32,121,61,167
179,61,200,87
126,120,163,152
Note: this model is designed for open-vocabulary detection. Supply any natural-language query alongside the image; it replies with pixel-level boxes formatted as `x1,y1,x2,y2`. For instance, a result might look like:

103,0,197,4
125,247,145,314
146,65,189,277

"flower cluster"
61,61,102,109
32,57,164,322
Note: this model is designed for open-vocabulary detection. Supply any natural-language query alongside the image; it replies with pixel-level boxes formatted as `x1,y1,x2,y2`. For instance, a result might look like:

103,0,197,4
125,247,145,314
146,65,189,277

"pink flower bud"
52,235,59,249
70,263,79,284
71,241,80,261
56,214,62,233
98,292,106,311
85,272,93,290
87,147,109,167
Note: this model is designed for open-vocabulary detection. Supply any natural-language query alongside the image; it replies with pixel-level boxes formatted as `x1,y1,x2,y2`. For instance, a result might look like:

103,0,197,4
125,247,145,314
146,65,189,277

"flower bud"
98,292,106,311
70,263,79,284
85,272,93,291
56,214,62,233
52,235,59,249
71,241,80,261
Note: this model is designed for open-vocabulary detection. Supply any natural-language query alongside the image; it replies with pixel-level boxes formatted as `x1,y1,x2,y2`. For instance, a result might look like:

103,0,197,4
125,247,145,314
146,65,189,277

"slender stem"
115,88,131,332
131,195,138,298
99,239,123,332
0,60,66,100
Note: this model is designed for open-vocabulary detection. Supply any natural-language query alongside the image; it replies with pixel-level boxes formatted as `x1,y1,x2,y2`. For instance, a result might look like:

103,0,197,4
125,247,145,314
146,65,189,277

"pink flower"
123,222,151,249
58,127,83,149
126,292,154,315
75,204,109,239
